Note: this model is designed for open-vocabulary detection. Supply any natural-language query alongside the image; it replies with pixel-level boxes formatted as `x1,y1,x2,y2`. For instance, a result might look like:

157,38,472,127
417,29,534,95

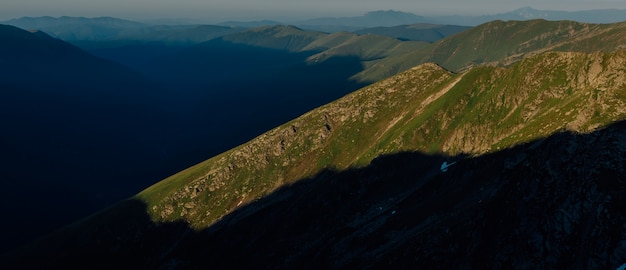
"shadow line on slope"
3,120,626,269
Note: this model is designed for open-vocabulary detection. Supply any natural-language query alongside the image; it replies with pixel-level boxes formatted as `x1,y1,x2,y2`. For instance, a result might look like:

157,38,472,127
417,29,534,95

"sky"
2,0,626,22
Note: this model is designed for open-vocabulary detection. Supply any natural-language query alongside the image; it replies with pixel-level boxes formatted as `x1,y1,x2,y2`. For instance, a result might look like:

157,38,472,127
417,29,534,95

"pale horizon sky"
2,0,626,22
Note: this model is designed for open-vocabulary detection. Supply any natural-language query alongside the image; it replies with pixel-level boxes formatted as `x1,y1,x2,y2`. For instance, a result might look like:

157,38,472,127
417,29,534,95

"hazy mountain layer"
428,6,626,26
5,49,625,268
2,16,241,44
1,16,146,40
295,7,626,28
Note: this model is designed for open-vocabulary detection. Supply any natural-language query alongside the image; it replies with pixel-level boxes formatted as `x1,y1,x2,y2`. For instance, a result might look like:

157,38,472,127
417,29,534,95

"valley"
1,7,626,268
0,15,461,254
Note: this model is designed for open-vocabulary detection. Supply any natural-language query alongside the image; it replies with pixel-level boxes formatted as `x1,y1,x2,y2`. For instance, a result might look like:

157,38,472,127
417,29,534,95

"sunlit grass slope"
137,50,626,230
356,19,626,82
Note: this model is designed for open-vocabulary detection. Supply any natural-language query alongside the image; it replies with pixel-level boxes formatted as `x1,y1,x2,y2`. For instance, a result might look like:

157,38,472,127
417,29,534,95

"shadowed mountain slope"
0,24,154,87
0,22,429,254
141,25,429,130
3,49,625,268
147,25,428,88
0,24,183,254
2,16,244,73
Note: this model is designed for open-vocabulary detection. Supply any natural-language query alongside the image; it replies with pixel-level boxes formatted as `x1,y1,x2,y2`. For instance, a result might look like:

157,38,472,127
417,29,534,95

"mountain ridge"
296,10,426,31
355,23,471,42
135,50,626,231
354,19,626,82
8,6,626,44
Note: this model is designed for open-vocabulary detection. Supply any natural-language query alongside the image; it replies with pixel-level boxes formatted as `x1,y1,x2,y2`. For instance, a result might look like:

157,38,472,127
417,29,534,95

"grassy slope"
355,23,471,42
355,19,626,82
136,50,626,231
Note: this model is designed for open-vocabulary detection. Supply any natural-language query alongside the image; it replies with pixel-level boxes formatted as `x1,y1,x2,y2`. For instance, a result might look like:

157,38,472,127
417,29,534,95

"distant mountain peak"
363,9,424,21
509,6,550,19
364,10,418,16
512,6,540,12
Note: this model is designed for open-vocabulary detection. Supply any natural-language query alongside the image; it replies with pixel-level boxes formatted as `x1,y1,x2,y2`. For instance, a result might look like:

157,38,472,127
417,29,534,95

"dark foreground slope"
2,120,625,269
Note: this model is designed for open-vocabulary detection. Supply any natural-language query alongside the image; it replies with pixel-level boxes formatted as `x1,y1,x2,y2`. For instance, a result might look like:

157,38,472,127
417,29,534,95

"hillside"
139,50,626,227
354,19,626,82
355,23,470,42
0,24,183,254
149,25,428,85
4,49,626,268
296,10,426,32
0,24,153,85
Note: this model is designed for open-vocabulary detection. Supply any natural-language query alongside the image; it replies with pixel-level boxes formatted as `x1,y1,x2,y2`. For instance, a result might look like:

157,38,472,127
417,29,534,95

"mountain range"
424,6,626,26
5,6,626,43
2,16,244,44
1,12,626,267
222,7,626,31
